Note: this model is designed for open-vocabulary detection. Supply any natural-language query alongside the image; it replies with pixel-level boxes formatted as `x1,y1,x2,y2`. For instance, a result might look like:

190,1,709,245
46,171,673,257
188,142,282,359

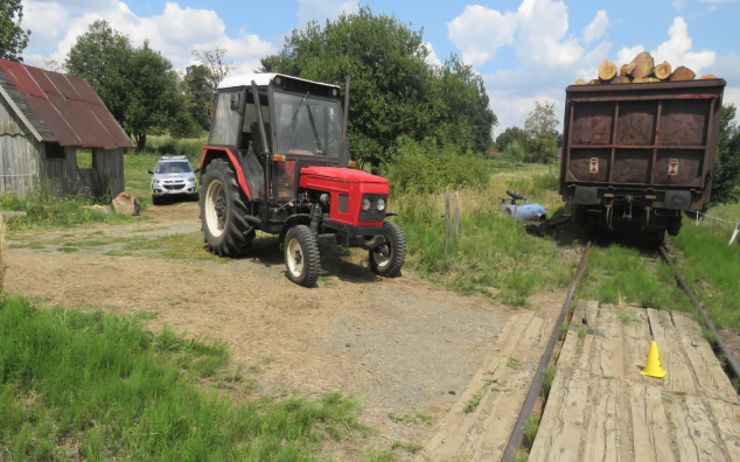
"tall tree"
712,104,740,204
192,48,230,88
67,21,195,150
182,64,215,130
65,20,133,122
261,7,495,170
523,101,559,163
0,0,30,61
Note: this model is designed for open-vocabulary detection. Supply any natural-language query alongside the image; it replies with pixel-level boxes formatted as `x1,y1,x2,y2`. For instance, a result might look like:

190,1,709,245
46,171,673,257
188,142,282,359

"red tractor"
198,73,405,286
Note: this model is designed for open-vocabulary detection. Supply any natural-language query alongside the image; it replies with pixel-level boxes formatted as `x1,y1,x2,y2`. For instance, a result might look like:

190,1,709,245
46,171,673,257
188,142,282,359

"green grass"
577,244,693,314
522,415,540,450
668,221,740,333
0,296,365,461
124,153,159,207
106,232,220,262
395,163,576,306
0,190,134,233
387,412,432,424
463,388,486,413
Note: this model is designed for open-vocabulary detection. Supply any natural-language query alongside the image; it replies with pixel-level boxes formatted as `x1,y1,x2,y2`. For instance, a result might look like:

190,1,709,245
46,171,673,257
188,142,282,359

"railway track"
500,240,738,462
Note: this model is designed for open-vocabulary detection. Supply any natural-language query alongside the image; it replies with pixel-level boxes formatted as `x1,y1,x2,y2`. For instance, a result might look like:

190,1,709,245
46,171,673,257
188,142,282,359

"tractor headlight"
362,198,372,211
376,198,386,211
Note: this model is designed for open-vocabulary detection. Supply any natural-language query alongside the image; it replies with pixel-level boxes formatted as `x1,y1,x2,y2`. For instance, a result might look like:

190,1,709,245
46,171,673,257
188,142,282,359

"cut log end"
700,74,718,80
619,63,631,77
598,59,617,81
654,61,672,80
574,78,587,85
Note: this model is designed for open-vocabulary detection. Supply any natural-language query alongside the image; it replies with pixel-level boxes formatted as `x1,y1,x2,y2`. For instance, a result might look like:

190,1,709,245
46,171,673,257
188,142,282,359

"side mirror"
147,169,154,174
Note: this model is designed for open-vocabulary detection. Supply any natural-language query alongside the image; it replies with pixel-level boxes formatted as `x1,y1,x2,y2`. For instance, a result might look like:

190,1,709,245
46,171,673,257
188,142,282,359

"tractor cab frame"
199,73,405,286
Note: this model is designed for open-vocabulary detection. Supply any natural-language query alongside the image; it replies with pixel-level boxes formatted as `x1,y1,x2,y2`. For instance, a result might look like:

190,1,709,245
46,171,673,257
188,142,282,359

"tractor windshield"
273,90,342,158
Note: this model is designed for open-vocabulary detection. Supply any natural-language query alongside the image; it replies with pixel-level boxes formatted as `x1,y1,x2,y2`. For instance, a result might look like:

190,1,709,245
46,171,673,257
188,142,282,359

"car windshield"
155,161,192,174
273,90,342,157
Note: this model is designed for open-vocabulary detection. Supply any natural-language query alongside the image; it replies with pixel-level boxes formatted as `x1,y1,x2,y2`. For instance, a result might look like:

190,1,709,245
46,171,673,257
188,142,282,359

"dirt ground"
5,202,565,458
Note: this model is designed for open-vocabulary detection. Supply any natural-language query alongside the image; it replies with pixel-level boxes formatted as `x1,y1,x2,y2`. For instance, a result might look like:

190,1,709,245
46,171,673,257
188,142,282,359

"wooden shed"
0,59,134,198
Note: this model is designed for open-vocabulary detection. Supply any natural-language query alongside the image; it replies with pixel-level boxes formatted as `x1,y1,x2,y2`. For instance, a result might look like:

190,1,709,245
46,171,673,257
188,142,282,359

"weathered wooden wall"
40,146,78,196
0,98,40,196
93,149,124,198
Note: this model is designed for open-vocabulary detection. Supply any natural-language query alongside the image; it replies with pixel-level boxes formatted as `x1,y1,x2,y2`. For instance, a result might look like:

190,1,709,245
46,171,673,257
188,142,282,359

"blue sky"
21,0,740,131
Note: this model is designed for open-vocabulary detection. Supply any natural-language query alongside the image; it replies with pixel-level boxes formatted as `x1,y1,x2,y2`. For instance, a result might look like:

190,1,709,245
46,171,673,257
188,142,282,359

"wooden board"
418,303,560,461
529,302,739,462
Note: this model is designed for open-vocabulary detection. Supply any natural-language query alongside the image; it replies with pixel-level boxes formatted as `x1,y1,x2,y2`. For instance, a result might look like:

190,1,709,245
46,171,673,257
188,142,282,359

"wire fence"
688,209,740,245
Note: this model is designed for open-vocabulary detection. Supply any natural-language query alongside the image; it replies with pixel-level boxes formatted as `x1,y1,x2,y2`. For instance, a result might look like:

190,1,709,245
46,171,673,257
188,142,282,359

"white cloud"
652,17,714,72
297,0,358,25
422,42,442,67
448,1,611,129
672,0,686,9
447,5,518,65
23,1,276,75
583,10,609,43
616,45,645,66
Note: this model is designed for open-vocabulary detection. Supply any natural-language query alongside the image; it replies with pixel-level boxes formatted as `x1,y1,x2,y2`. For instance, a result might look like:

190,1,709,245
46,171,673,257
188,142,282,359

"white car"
149,155,199,205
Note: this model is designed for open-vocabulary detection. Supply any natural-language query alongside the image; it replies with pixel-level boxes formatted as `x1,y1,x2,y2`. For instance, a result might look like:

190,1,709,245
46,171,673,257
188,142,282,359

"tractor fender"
278,213,311,250
200,146,252,200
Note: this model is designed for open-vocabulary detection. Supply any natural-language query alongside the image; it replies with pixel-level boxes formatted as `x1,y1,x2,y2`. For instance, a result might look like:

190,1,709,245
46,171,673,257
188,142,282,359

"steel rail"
500,241,592,462
659,245,740,381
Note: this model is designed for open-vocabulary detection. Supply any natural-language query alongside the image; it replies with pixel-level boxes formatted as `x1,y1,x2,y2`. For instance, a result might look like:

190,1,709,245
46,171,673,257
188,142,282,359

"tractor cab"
199,73,406,286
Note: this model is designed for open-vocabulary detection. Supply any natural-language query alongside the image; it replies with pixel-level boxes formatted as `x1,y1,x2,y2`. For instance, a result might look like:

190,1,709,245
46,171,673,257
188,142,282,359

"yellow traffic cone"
641,340,667,378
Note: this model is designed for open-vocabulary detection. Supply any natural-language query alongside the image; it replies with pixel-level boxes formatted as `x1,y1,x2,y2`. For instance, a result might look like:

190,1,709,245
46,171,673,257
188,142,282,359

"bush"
142,135,206,162
502,140,527,163
383,136,490,193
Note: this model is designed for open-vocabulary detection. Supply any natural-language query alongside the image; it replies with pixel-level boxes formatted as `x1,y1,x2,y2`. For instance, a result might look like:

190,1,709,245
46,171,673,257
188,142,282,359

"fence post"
730,222,739,246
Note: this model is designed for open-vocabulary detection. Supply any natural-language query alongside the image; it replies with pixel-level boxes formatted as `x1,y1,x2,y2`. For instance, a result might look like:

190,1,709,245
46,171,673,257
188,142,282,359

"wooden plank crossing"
417,303,560,462
530,301,739,462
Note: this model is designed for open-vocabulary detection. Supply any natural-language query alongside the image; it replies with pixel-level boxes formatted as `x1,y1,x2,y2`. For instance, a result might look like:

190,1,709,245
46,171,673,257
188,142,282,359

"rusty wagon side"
560,78,725,240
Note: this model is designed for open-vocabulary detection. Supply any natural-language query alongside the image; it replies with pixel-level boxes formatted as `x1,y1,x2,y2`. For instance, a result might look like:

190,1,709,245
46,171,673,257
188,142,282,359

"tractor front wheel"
200,159,254,256
284,225,320,287
369,222,406,278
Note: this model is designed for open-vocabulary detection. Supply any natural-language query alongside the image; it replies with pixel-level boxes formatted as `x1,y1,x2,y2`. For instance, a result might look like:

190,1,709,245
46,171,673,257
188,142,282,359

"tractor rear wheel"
369,222,406,278
200,158,254,256
284,225,320,287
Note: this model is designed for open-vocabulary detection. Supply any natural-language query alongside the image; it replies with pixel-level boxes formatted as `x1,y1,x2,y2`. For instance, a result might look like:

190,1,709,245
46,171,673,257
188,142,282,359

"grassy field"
0,296,366,461
395,161,579,306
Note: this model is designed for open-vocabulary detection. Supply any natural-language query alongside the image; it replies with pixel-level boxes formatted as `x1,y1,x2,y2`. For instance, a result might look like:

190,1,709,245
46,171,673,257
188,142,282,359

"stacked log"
575,52,718,85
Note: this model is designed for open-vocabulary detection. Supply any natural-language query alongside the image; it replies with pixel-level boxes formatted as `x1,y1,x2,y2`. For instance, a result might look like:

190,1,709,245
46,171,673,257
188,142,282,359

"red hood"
300,166,389,184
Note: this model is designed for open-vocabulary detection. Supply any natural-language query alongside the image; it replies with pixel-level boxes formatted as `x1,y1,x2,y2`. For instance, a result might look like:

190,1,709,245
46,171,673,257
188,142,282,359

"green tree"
712,104,740,204
495,126,529,153
0,0,30,61
261,7,495,171
67,21,195,149
182,64,215,130
124,42,187,150
429,55,496,153
523,101,559,163
65,20,133,123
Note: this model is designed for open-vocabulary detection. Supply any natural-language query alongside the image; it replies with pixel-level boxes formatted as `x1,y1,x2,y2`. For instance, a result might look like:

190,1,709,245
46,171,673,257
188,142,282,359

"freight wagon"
560,79,725,242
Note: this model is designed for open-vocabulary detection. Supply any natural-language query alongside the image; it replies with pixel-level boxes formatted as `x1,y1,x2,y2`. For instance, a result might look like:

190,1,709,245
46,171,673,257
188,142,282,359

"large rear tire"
284,225,320,287
200,158,254,256
369,222,406,278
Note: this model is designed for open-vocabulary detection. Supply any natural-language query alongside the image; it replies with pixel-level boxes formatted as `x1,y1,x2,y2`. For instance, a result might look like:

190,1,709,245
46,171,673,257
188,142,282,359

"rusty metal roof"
0,59,134,150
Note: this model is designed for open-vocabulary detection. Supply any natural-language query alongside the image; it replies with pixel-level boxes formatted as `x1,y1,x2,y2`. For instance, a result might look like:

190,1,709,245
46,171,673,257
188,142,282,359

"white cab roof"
218,73,340,90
